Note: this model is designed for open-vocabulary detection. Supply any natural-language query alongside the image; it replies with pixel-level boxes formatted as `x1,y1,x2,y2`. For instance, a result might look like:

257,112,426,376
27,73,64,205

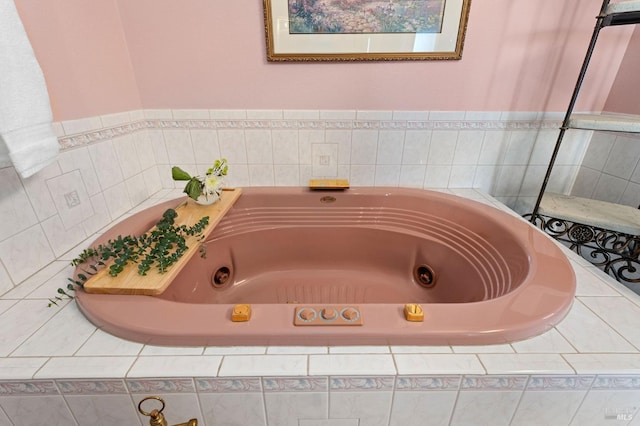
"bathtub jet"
76,187,575,346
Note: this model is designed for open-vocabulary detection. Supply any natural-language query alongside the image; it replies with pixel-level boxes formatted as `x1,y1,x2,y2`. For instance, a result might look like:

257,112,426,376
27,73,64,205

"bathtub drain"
414,264,436,288
212,266,231,287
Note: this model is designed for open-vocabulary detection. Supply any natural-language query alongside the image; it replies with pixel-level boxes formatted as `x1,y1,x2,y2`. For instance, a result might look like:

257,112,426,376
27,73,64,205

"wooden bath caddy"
83,188,242,296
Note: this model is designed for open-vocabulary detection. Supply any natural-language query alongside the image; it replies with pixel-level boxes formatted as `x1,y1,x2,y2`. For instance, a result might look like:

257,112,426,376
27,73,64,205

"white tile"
274,165,300,186
61,116,103,134
374,165,400,186
76,329,143,356
88,140,124,190
81,193,112,236
390,346,452,354
57,147,102,196
478,131,508,165
581,132,615,171
564,354,640,374
357,110,392,120
21,161,60,221
264,392,327,426
392,111,430,121
429,111,465,121
349,165,375,185
0,299,60,356
399,165,426,188
128,356,222,377
312,143,338,176
493,165,527,197
309,354,396,376
0,261,67,299
0,225,55,284
299,129,324,164
41,215,87,257
113,134,142,179
246,109,282,119
571,389,640,425
0,395,76,425
428,130,457,164
200,393,267,426
125,173,149,207
351,130,378,164
0,264,14,296
66,394,141,426
452,344,513,353
144,109,173,119
45,170,94,230
424,165,451,188
453,131,483,165
284,109,319,119
0,357,48,379
245,129,273,165
603,135,640,180
35,356,136,378
218,129,248,163
450,391,522,426
478,354,574,374
592,173,627,204
272,130,299,165
511,390,586,426
320,110,356,120
376,130,404,164
140,345,205,356
0,168,38,241
100,111,132,127
248,164,275,185
218,355,307,376
172,109,210,119
164,129,195,165
449,165,477,188
401,130,430,165
329,346,390,354
11,302,95,357
503,130,537,165
102,182,133,220
329,391,392,426
209,109,247,119
390,391,457,426
555,299,637,353
134,131,156,170
511,328,576,353
579,296,640,349
267,346,327,354
204,346,266,355
394,354,484,375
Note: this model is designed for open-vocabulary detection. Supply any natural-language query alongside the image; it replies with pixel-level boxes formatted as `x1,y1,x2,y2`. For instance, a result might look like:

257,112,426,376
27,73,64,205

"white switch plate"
312,143,338,177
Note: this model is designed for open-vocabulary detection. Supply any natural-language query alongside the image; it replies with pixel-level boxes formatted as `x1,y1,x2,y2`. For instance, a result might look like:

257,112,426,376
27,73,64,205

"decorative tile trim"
526,375,595,391
0,380,58,395
461,376,528,391
57,116,564,151
57,379,128,395
196,377,262,393
592,375,640,390
126,378,195,393
395,376,461,391
330,376,395,392
263,377,328,392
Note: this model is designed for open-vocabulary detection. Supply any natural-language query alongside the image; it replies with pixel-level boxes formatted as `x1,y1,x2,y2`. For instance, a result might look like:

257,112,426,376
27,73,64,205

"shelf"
568,113,640,133
539,192,640,236
603,1,640,25
83,188,243,296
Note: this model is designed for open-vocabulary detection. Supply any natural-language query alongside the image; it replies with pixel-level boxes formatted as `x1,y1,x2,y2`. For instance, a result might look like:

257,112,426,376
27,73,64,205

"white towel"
0,0,59,178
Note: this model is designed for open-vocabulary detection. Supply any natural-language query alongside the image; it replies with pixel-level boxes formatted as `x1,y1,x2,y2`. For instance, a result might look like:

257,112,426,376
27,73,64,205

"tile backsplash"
0,109,592,293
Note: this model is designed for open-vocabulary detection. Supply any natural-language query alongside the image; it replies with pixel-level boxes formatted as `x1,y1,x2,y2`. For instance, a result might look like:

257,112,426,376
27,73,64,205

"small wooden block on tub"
309,179,349,189
83,188,242,296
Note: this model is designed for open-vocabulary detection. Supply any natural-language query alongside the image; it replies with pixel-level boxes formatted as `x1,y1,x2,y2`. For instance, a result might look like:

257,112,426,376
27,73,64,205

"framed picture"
263,0,471,61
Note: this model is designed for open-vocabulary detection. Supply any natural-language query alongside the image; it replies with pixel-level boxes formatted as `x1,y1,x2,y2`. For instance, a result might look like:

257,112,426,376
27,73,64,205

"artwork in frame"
263,0,471,61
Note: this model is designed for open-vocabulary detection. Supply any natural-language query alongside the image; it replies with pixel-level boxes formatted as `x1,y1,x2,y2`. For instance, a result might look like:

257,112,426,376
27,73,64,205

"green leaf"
171,166,192,181
184,177,203,200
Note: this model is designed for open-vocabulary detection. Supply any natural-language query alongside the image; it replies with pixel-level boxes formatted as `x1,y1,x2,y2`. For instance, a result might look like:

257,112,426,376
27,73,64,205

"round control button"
321,308,337,320
298,308,316,321
341,307,359,321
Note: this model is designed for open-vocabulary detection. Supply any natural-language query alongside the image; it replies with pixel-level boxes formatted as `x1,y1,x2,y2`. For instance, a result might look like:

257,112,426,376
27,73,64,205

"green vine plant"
49,208,209,307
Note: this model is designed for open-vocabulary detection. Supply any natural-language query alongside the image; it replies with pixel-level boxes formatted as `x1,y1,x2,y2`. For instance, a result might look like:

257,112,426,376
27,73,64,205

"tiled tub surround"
572,131,640,207
0,109,594,295
2,190,640,425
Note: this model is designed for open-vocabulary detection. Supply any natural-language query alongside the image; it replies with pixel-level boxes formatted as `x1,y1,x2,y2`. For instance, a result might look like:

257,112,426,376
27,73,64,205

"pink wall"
14,0,141,120
604,26,640,114
16,0,637,121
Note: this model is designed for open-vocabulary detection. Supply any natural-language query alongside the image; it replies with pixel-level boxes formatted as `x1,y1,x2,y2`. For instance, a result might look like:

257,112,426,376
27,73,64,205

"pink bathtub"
76,187,575,346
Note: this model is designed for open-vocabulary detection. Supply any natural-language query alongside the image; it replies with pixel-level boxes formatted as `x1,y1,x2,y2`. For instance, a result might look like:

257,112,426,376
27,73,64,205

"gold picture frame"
263,0,471,62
